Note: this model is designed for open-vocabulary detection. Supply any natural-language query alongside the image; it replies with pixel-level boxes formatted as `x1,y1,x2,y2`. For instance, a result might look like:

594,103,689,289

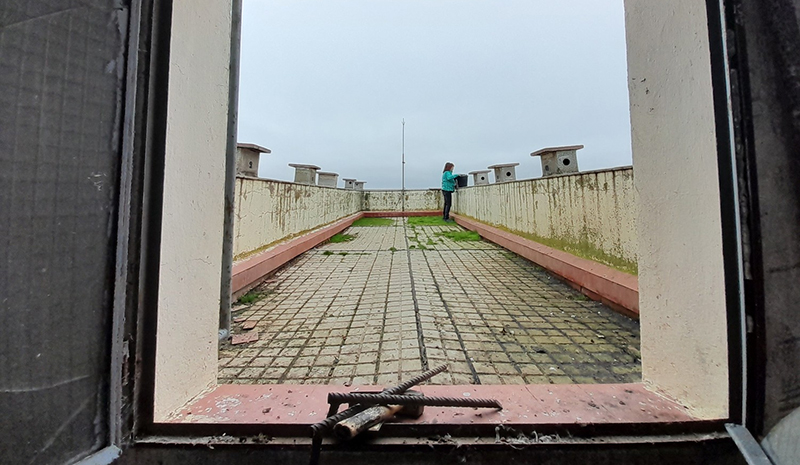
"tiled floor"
220,219,641,386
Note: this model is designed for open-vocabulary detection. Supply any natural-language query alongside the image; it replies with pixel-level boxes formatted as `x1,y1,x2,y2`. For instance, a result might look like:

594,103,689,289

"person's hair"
443,162,454,173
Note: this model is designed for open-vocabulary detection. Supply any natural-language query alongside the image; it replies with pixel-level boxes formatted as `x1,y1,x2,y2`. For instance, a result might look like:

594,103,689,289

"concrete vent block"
487,163,520,183
317,172,339,188
288,163,321,185
530,145,583,177
469,170,491,186
343,178,356,189
236,143,271,177
354,181,366,190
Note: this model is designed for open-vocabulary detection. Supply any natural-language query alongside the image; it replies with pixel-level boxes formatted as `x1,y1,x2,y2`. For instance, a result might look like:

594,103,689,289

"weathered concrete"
363,189,442,212
488,163,519,183
222,220,640,386
233,178,362,260
288,163,320,185
469,170,491,186
531,145,583,177
625,0,728,419
154,0,233,421
173,383,690,429
317,171,338,188
236,143,270,177
453,168,637,274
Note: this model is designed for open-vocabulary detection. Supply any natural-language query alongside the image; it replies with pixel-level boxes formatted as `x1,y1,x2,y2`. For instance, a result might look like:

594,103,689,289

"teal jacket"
442,171,460,192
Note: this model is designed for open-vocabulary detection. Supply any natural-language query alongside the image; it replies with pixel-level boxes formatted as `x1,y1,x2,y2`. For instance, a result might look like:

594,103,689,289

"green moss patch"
236,289,269,305
329,233,355,243
435,230,481,242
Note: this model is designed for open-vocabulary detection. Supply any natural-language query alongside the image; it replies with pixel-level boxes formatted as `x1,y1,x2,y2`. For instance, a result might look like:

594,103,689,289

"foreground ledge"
452,214,639,318
163,383,708,438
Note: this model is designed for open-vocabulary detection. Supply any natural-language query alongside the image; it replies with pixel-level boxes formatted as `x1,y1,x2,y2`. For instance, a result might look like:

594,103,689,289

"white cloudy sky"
237,0,632,189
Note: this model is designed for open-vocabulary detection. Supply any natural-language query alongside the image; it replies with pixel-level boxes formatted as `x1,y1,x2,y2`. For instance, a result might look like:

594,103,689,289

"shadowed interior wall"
452,168,638,274
738,0,800,438
625,0,729,418
154,0,233,420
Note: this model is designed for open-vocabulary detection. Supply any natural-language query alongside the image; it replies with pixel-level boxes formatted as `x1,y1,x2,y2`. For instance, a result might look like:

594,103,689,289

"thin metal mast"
402,119,406,213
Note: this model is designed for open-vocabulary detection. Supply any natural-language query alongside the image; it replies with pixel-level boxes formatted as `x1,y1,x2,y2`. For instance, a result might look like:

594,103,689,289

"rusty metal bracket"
328,392,502,410
309,364,502,465
310,364,448,465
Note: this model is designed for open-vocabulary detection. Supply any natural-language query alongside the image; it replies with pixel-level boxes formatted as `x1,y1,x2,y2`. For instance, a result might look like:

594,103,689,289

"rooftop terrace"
221,218,640,386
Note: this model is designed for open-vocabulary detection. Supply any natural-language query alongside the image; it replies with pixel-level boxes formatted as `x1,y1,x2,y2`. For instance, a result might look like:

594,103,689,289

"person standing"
441,162,463,222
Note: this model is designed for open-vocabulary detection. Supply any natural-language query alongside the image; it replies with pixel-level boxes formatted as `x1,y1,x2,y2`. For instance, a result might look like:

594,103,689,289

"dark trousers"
442,190,453,220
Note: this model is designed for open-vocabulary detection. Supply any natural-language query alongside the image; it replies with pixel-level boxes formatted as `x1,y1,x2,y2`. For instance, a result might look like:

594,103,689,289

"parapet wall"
233,171,637,276
233,177,362,260
452,167,638,274
363,189,442,211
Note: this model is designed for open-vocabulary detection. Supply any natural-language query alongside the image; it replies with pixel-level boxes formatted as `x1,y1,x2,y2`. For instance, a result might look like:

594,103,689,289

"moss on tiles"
329,233,355,243
236,289,269,305
435,230,481,242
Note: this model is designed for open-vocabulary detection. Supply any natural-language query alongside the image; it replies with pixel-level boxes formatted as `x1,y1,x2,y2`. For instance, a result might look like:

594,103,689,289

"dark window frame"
110,0,767,455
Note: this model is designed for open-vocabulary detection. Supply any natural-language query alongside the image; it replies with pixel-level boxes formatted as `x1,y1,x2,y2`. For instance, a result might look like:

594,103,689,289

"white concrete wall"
234,178,362,260
363,189,442,212
625,0,728,418
154,0,232,420
453,168,638,274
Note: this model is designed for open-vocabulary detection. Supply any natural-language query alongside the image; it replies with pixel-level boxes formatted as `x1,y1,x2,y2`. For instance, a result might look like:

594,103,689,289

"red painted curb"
452,215,639,318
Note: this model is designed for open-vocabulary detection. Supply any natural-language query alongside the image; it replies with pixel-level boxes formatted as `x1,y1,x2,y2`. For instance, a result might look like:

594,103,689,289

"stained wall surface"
453,168,638,274
233,178,362,260
624,0,729,418
363,189,442,212
154,0,233,420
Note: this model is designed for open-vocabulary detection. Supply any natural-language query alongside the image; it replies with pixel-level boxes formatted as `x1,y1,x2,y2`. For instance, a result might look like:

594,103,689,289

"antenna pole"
401,119,405,213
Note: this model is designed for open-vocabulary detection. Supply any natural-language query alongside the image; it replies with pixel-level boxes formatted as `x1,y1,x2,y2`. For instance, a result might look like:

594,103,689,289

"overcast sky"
238,0,632,189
